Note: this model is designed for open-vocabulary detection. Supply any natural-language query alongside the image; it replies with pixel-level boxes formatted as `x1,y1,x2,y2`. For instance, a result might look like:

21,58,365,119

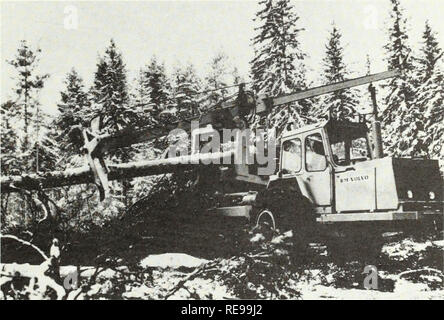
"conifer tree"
56,68,90,153
145,56,172,119
8,40,49,150
422,68,444,160
382,0,423,157
416,21,443,82
0,101,20,174
131,67,154,125
414,22,443,160
250,0,310,131
90,39,135,205
172,62,202,118
91,39,135,133
320,24,358,121
28,126,60,172
203,52,231,108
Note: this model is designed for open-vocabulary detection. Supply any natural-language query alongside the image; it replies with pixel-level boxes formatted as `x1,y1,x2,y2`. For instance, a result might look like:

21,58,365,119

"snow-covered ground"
120,237,444,300
1,236,442,300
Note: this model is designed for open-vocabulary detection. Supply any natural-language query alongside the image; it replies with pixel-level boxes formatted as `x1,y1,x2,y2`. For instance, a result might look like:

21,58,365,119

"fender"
254,174,315,229
266,175,304,197
255,175,305,212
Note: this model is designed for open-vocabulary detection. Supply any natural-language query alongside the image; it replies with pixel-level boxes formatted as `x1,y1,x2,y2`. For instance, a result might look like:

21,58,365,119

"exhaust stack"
369,84,383,159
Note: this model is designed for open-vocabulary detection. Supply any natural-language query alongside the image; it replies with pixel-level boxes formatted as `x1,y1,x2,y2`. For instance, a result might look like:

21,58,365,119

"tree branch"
0,234,48,260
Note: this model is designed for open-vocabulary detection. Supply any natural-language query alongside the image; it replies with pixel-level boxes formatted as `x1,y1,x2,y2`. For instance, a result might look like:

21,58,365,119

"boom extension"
256,69,400,114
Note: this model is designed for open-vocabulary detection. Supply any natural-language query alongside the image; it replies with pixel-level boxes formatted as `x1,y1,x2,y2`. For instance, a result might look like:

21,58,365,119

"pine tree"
320,24,359,121
414,22,443,160
172,62,202,118
250,0,310,131
8,40,49,150
382,0,422,157
56,68,90,154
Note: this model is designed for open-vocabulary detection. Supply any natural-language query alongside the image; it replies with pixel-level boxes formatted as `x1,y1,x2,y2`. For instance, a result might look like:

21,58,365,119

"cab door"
298,131,332,207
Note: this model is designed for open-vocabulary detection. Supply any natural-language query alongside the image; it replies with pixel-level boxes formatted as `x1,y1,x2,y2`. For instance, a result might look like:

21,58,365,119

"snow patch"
140,253,209,269
382,238,442,261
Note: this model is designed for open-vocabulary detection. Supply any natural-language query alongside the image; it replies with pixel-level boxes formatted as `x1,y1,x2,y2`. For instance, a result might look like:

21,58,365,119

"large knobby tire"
252,209,277,242
256,187,314,232
251,186,316,247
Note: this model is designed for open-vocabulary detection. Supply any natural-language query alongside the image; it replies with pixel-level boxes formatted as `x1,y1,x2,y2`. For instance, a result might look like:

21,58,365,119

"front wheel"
251,209,276,242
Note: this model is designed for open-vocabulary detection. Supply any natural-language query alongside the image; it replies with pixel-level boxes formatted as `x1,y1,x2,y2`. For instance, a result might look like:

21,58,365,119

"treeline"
250,0,443,159
1,0,442,234
0,40,242,233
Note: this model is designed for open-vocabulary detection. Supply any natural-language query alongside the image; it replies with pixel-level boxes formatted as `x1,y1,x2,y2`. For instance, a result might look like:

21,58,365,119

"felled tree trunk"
1,151,234,193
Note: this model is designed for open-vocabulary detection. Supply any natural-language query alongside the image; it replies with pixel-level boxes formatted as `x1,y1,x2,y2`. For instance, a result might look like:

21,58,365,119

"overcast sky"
1,0,443,115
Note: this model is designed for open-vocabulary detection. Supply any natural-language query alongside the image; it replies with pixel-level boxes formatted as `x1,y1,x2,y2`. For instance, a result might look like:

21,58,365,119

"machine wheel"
257,187,315,233
251,209,277,241
251,186,316,250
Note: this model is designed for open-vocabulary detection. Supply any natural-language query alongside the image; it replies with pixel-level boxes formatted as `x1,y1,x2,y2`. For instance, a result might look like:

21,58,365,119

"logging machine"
2,69,442,236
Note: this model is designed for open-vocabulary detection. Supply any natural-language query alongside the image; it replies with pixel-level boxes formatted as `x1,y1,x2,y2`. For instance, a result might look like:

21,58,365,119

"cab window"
305,133,327,171
331,136,369,166
351,137,368,160
281,138,302,174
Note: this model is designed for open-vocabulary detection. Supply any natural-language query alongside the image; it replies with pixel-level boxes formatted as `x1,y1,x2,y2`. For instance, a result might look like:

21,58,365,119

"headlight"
429,191,435,200
407,190,413,199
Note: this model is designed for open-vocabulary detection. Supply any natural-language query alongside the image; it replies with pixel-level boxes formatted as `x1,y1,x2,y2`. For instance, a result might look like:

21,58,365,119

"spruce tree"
416,21,443,82
56,68,90,154
28,126,59,172
320,24,358,121
382,0,422,157
250,0,310,131
90,39,135,205
145,56,172,119
414,22,443,160
172,62,202,118
91,39,135,133
131,67,154,125
422,68,444,160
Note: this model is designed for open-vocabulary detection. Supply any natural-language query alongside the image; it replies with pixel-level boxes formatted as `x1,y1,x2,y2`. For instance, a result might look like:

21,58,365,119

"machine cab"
279,119,371,214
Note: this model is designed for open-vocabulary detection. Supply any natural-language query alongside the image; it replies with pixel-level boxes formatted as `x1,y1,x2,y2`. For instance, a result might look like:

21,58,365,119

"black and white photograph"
0,0,443,302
